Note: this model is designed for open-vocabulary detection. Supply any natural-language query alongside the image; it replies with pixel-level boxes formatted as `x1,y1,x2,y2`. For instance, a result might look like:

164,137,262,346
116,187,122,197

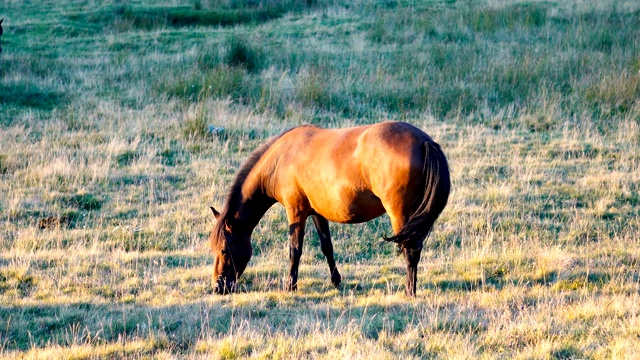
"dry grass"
1,0,640,358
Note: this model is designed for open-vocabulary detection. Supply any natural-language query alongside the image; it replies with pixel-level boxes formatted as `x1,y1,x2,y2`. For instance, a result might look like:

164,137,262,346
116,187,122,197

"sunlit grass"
1,0,640,358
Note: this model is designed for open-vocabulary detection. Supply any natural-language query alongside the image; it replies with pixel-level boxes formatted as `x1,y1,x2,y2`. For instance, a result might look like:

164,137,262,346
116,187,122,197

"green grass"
1,0,640,358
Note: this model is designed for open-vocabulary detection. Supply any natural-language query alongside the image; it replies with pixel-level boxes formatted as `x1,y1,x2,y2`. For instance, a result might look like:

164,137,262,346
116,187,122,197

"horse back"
261,122,432,223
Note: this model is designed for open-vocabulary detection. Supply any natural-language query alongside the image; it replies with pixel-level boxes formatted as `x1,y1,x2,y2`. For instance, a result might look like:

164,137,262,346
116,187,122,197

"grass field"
1,0,640,358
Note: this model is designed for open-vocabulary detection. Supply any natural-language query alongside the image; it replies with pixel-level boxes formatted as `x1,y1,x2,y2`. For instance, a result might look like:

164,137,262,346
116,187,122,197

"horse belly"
309,188,386,224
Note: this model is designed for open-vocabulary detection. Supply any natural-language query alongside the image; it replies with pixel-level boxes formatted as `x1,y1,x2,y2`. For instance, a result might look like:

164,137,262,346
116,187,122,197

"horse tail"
384,140,450,248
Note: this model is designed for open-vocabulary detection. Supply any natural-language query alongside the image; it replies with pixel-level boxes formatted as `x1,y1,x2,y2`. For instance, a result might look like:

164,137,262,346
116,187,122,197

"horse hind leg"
385,202,422,297
402,245,422,297
312,214,341,287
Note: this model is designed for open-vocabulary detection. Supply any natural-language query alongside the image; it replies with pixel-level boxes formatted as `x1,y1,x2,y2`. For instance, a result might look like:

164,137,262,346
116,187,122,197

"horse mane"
222,126,306,218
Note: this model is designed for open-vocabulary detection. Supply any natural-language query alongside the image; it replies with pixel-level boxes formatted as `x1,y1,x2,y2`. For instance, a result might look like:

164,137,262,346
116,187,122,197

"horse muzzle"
213,277,236,295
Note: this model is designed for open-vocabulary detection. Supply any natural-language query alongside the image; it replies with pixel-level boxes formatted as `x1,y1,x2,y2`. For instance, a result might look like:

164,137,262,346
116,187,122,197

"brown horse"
209,121,450,296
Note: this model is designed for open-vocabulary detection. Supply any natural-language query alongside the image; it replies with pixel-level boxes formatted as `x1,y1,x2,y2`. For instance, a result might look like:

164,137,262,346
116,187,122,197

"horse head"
208,207,252,294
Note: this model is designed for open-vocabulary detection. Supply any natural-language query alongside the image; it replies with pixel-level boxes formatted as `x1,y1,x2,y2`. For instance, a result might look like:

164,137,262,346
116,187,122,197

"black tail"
384,141,450,247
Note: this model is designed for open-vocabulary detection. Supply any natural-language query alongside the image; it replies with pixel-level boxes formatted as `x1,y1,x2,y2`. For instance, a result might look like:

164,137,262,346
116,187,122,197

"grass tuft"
182,100,211,139
551,343,584,360
225,35,262,73
584,71,640,116
116,150,138,167
55,193,104,211
0,154,9,174
465,4,548,32
158,66,245,101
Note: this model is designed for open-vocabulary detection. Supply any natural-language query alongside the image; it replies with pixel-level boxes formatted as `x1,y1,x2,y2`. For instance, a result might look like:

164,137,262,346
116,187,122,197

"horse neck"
227,172,275,233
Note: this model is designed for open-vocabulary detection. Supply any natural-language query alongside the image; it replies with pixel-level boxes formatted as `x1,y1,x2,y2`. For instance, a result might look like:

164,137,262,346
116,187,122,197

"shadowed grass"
2,0,640,358
0,83,67,111
67,2,312,32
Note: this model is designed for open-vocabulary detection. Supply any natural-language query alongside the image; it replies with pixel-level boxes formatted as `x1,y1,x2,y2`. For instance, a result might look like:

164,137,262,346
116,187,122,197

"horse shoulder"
258,139,309,207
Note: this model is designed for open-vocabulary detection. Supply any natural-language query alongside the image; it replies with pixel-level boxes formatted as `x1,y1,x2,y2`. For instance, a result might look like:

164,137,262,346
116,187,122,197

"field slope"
1,0,640,358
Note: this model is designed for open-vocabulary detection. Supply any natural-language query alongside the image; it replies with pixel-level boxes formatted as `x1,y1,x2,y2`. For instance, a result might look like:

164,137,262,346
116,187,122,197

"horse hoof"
285,280,298,292
405,289,417,297
331,271,342,287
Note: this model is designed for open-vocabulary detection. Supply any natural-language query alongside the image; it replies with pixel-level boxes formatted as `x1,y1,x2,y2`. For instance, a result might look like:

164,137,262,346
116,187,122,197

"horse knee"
289,247,296,260
289,244,304,260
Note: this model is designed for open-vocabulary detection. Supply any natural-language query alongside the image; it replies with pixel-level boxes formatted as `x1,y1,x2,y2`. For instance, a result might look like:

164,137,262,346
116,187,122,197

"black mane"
221,126,304,218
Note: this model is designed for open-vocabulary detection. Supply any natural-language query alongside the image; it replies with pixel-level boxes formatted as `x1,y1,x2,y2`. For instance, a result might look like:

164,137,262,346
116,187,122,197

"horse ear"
210,206,221,220
1,19,3,25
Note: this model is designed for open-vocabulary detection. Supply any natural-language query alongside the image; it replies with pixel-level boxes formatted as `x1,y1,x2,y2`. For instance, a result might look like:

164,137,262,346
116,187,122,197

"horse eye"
221,249,228,255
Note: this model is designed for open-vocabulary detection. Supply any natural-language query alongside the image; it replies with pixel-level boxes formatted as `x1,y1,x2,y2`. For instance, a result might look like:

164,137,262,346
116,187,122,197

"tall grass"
1,0,640,358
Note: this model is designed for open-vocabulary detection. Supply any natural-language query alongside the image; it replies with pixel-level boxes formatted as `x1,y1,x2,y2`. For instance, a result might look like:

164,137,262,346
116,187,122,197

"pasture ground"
1,0,640,358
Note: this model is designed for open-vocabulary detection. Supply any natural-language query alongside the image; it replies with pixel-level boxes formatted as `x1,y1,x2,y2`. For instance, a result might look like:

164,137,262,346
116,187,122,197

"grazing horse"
209,121,450,296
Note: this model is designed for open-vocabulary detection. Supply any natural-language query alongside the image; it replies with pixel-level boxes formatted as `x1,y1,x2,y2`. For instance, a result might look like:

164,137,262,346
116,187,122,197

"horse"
208,121,450,296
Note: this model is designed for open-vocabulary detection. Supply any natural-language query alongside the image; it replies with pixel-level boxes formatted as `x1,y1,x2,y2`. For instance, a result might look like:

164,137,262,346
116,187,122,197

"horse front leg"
402,243,423,297
311,214,341,287
286,216,307,291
